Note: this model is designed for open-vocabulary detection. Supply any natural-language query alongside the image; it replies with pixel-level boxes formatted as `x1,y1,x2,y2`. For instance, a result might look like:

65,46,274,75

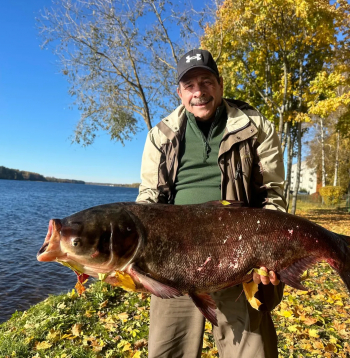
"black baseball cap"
177,49,219,84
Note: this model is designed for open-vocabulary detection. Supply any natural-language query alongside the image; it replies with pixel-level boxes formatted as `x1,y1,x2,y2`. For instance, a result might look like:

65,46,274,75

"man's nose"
192,84,205,97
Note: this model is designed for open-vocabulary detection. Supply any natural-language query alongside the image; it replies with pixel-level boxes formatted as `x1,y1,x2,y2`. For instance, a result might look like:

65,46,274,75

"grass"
0,283,150,358
1,201,350,357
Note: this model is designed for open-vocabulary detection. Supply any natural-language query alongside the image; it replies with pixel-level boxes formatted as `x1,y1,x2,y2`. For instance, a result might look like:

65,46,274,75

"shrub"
319,186,343,206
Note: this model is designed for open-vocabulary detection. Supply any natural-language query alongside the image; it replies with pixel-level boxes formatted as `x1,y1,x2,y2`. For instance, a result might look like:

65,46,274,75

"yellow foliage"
202,0,350,128
319,186,343,206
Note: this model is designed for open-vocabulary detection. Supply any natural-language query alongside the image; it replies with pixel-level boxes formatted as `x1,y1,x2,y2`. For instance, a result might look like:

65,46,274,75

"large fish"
37,201,350,325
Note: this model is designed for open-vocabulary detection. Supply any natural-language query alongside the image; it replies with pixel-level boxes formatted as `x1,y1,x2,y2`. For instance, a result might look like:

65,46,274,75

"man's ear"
177,86,183,102
219,76,224,95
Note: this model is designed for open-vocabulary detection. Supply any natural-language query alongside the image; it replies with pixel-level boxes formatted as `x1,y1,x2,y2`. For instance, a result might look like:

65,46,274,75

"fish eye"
71,238,81,247
127,227,132,232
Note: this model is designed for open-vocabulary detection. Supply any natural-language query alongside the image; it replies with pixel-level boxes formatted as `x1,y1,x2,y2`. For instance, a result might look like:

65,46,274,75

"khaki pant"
148,285,278,358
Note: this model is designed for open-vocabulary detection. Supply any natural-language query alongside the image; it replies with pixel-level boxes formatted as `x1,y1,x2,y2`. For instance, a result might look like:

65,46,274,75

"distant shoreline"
0,166,139,188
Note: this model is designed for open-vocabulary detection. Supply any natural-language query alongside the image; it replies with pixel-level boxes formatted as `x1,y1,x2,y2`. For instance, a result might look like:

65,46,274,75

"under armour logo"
186,54,202,63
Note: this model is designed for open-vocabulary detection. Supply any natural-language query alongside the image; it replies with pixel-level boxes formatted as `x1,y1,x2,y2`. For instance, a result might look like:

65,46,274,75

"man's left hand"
253,266,280,286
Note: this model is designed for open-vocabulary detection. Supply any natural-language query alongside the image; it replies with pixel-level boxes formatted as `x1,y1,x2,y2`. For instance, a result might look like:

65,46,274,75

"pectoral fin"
189,293,218,326
128,264,182,299
278,256,317,291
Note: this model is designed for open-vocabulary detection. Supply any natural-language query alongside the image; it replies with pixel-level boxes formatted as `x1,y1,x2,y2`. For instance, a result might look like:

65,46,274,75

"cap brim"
177,66,219,84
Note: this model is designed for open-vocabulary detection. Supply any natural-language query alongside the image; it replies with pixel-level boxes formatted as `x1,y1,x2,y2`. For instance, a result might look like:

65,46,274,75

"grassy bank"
1,201,350,357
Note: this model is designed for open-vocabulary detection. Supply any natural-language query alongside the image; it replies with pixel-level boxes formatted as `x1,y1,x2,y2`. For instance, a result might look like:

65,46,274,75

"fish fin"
75,272,89,284
278,257,318,291
189,293,218,326
128,265,182,299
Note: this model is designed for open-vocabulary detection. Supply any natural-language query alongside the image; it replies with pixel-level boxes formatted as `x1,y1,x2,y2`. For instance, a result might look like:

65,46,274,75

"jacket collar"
223,99,251,134
159,99,253,137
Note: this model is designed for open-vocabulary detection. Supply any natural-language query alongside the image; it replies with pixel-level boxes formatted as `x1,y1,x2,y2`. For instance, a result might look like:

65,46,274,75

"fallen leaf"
132,352,143,358
99,300,108,309
57,302,66,310
71,323,82,336
243,281,261,310
313,341,324,349
325,343,337,352
303,317,317,326
122,342,132,352
47,329,60,342
75,280,86,295
308,329,319,338
134,338,148,349
117,312,129,320
35,341,52,350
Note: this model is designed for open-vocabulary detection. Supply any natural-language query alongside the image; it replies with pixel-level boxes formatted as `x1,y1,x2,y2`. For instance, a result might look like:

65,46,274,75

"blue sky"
0,1,169,184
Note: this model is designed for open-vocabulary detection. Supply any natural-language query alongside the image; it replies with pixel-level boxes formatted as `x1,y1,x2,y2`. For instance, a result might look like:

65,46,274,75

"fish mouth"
37,219,65,262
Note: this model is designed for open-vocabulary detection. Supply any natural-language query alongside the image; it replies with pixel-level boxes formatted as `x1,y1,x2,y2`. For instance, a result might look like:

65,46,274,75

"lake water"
0,180,138,323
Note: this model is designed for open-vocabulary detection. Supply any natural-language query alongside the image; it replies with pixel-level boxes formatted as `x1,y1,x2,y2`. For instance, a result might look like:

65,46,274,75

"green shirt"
174,104,227,205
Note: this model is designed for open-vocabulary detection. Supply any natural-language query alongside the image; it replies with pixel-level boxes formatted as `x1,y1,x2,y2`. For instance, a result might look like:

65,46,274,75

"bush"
319,186,343,206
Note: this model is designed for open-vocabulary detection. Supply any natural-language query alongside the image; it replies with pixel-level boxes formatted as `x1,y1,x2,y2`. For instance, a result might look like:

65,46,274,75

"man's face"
177,68,224,121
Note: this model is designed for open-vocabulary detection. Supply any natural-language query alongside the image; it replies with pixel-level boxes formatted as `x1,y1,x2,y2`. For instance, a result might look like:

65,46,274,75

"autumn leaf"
46,329,60,342
132,352,143,358
287,325,301,333
308,329,320,338
35,341,52,350
242,281,262,310
57,302,66,310
117,312,129,320
134,338,148,349
61,333,75,340
325,343,337,352
303,317,317,326
122,342,132,352
75,280,86,295
99,299,108,309
313,341,325,349
71,323,82,336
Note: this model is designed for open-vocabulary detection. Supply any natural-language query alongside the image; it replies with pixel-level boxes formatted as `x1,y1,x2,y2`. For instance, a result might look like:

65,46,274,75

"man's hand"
253,266,280,286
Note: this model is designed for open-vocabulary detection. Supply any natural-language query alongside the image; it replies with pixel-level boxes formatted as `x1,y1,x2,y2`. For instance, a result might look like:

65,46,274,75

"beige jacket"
137,98,286,212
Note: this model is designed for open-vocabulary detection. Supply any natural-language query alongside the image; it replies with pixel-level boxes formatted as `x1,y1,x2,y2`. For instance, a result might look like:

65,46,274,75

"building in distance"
290,161,317,195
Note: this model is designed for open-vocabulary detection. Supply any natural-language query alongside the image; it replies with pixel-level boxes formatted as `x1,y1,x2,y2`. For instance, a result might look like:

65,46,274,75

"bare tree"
37,0,208,145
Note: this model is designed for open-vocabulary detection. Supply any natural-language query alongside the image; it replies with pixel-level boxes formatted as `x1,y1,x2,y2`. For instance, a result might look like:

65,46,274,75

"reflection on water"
0,180,138,323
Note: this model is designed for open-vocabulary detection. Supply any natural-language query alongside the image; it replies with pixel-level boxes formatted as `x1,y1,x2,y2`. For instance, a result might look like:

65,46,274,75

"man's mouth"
191,97,213,107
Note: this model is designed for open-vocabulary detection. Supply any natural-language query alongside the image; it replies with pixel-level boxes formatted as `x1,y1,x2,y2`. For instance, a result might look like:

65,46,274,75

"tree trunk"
291,121,302,214
281,121,288,156
278,61,289,143
291,60,303,215
333,130,340,186
320,117,326,187
283,122,292,210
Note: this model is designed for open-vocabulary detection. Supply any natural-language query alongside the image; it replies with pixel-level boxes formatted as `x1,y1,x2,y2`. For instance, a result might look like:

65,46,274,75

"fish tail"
338,270,350,293
328,233,350,293
339,233,350,247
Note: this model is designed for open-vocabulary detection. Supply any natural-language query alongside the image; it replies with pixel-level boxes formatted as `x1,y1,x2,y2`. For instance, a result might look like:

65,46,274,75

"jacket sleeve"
136,130,168,204
256,117,286,212
252,113,286,310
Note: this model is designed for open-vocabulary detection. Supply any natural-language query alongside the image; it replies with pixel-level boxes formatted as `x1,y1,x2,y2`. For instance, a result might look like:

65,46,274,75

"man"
136,49,286,358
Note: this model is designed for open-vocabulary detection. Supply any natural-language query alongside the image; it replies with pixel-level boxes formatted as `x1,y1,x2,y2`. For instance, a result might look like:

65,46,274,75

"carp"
37,201,350,325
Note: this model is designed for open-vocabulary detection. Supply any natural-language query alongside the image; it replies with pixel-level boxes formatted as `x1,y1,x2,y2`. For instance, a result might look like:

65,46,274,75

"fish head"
37,206,142,277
